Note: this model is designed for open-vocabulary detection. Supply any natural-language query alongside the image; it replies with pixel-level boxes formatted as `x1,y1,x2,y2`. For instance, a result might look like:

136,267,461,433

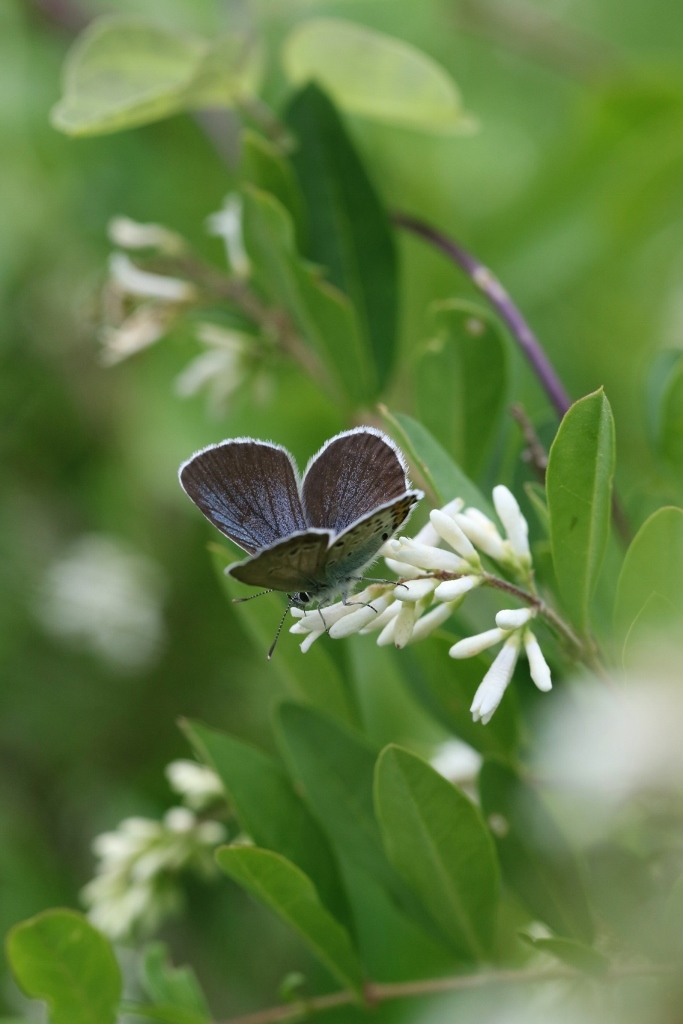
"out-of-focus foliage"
4,0,683,1022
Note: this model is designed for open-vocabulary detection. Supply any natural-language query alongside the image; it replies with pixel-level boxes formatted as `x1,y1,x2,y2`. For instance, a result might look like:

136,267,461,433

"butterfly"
179,427,423,655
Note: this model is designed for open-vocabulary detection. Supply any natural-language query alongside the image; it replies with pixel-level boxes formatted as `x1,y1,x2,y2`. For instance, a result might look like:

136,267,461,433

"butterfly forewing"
324,492,422,576
179,440,307,555
302,428,410,534
228,530,331,591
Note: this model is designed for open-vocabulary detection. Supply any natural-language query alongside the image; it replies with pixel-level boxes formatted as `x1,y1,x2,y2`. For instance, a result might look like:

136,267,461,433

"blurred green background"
3,0,683,1015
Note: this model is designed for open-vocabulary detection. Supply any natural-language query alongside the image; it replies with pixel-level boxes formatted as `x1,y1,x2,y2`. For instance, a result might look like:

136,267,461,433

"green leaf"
241,185,373,404
214,548,357,727
658,355,683,471
614,506,683,661
282,18,475,135
274,702,439,940
123,1005,207,1024
6,909,121,1024
479,759,594,943
519,933,609,975
381,409,494,515
216,847,363,995
184,720,349,924
286,83,398,392
645,349,683,451
402,639,520,758
240,130,307,251
524,481,550,534
375,745,499,961
51,16,261,137
140,942,209,1022
416,301,507,477
546,388,615,631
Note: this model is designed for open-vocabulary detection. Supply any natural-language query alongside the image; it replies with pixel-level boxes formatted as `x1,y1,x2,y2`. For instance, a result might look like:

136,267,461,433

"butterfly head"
290,590,312,610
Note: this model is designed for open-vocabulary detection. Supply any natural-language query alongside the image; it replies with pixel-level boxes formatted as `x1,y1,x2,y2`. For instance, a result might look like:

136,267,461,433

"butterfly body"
179,427,422,613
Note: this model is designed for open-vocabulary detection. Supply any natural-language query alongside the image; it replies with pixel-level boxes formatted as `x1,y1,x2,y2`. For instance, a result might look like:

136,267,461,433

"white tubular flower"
359,600,401,633
385,539,468,574
524,629,552,691
109,253,197,302
449,627,507,659
394,578,437,602
101,304,177,366
412,498,464,547
108,216,184,255
83,808,226,940
409,600,458,643
393,601,418,648
495,607,535,630
300,629,324,652
207,194,251,278
377,614,398,646
329,593,394,638
454,509,511,564
166,760,225,810
383,556,423,580
493,485,531,566
434,576,481,602
471,633,522,724
429,509,480,565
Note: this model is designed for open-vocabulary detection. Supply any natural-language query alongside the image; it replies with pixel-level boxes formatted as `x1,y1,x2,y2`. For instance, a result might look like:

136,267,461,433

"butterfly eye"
297,591,310,604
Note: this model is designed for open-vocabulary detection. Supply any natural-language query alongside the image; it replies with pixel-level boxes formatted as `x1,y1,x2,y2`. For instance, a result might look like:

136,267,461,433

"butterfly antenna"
267,601,292,660
232,590,273,604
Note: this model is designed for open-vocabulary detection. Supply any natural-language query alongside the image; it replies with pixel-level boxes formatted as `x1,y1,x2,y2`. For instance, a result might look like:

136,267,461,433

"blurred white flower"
109,252,197,303
35,535,167,672
166,759,225,810
175,323,253,414
207,194,251,278
108,216,184,255
101,302,178,366
430,739,482,786
83,808,225,941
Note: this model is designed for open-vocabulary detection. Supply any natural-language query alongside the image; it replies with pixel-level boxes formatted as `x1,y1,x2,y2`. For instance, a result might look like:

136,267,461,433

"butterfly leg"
341,592,378,613
348,575,409,592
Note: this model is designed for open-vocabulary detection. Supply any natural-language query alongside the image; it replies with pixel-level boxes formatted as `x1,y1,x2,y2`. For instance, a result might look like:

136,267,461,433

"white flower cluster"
291,486,552,724
83,758,225,940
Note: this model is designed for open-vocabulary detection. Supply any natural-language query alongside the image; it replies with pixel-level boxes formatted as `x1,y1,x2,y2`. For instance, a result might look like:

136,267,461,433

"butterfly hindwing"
228,530,332,591
324,492,422,578
302,428,411,534
179,439,307,555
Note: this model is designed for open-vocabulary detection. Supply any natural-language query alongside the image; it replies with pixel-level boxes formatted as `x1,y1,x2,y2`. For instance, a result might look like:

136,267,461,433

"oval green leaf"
51,16,261,137
216,847,363,996
479,759,594,942
282,19,475,135
519,933,609,975
286,83,398,392
546,388,615,631
375,745,499,961
416,301,507,477
614,506,683,663
7,909,121,1024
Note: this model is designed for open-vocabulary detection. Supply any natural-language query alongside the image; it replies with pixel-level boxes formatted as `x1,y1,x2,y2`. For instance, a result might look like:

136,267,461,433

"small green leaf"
51,16,261,137
122,1006,206,1024
416,301,507,477
6,909,121,1024
184,720,349,924
217,847,363,995
140,942,209,1022
645,349,683,451
519,933,609,975
286,84,398,392
402,640,520,758
214,548,357,726
282,19,475,135
381,410,493,515
241,185,373,404
546,388,615,631
375,746,499,961
523,482,550,534
479,759,594,942
658,356,683,471
614,506,683,662
240,130,307,251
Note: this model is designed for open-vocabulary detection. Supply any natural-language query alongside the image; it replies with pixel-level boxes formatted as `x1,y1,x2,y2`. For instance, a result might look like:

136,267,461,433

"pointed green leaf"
214,548,357,726
375,746,499,961
7,909,121,1024
656,353,683,470
546,388,615,631
519,933,609,975
51,16,261,137
240,130,307,251
416,301,507,477
216,847,363,995
139,942,209,1022
524,482,550,534
282,19,475,135
479,759,594,942
381,410,493,515
286,84,397,391
184,720,349,924
614,506,683,662
645,349,683,452
241,185,373,404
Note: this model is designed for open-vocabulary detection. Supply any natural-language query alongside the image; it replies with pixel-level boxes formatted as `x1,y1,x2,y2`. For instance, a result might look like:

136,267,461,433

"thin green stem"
214,964,674,1024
